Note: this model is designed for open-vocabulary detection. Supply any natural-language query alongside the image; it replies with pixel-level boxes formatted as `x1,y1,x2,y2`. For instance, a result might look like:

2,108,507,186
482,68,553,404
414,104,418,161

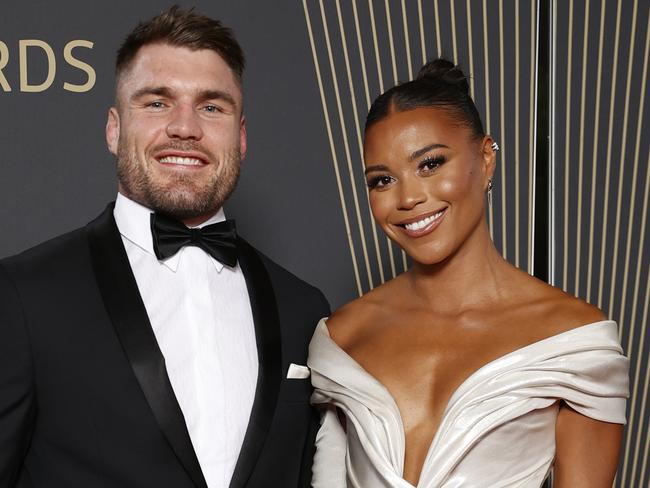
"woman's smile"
393,206,448,238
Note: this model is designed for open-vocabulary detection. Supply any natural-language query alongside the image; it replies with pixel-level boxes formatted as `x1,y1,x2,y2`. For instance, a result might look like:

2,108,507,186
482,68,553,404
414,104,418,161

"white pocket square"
287,363,310,379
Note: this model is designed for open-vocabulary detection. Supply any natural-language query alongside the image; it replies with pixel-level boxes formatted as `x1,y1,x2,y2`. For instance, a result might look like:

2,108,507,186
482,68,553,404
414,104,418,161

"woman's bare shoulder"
326,278,405,350
512,271,607,337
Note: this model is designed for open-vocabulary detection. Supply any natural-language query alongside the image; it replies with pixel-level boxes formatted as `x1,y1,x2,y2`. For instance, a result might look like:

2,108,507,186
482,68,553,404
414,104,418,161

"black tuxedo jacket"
0,205,330,488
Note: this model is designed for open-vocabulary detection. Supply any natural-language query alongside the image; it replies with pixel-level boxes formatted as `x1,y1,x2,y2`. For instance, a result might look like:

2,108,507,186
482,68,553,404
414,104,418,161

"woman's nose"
397,177,427,210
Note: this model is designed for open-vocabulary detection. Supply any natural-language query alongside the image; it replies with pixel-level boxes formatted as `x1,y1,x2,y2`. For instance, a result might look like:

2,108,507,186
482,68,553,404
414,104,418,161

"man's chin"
146,190,220,220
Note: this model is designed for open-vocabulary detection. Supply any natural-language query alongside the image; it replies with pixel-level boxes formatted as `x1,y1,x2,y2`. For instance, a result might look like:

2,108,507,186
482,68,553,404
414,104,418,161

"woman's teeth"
159,156,202,166
404,210,445,231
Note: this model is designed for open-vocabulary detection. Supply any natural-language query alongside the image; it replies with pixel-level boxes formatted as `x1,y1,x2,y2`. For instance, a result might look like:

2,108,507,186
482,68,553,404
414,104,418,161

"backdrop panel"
551,0,650,486
302,0,539,296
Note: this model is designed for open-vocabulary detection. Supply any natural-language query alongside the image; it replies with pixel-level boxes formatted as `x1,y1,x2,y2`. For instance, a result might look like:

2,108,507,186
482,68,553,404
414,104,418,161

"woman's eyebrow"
364,164,390,175
409,143,449,161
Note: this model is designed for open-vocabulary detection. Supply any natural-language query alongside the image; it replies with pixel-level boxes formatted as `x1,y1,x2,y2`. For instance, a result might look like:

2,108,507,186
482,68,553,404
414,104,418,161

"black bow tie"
150,213,238,267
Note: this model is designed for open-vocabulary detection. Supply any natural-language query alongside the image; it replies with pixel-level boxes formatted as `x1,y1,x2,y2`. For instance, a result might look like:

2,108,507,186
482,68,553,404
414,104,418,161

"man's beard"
117,140,241,221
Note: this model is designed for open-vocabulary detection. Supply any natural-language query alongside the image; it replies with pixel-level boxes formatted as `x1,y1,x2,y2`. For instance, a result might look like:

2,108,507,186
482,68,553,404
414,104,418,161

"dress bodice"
308,319,629,488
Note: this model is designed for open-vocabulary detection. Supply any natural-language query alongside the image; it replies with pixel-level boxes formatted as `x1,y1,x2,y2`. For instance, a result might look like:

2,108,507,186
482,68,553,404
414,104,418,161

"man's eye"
147,101,165,109
367,175,394,189
203,105,221,113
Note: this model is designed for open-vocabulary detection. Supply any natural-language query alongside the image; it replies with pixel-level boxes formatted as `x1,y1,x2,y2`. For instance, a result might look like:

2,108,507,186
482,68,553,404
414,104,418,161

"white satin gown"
308,319,629,488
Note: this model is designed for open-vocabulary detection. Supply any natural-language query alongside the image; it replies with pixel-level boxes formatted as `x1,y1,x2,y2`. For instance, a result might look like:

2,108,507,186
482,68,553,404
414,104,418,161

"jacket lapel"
229,238,283,488
86,204,208,488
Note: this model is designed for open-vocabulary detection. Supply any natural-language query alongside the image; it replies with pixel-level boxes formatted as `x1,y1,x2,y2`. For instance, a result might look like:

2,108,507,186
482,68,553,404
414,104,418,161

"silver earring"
491,141,500,152
487,179,493,206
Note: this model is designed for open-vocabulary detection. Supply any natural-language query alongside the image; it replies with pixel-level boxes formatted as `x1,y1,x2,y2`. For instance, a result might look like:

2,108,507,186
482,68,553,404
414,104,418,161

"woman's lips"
395,207,447,238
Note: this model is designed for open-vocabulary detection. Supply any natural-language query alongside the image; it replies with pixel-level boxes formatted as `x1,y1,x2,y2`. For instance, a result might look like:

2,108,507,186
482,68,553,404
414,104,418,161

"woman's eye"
367,175,394,189
419,156,445,173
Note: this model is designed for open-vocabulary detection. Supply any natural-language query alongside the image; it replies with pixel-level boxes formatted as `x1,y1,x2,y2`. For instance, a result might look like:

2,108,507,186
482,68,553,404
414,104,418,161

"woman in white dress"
308,59,628,488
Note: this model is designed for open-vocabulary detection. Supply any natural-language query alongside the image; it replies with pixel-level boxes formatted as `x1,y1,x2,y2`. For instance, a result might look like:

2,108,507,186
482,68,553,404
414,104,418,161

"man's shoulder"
2,226,88,270
238,237,329,310
0,205,113,277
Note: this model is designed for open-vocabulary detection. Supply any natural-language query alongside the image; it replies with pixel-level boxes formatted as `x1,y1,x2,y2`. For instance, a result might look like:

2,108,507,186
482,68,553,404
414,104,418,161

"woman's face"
364,106,494,265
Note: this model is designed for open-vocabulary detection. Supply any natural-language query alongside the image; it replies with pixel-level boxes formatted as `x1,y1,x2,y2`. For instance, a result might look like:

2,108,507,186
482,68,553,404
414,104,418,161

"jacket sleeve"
0,263,36,487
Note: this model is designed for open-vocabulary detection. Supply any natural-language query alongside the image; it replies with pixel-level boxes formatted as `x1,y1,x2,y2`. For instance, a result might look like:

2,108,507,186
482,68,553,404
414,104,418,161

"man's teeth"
404,210,445,231
159,156,202,166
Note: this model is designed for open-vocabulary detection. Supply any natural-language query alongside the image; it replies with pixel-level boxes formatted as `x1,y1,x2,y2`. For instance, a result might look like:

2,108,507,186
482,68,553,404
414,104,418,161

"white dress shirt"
113,193,258,488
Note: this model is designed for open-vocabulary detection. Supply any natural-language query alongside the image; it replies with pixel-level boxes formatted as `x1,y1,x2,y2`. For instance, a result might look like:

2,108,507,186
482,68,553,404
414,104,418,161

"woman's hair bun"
416,58,470,95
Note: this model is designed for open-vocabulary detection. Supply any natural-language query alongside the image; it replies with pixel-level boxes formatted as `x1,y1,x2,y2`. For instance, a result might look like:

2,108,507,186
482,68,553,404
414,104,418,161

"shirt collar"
113,192,227,272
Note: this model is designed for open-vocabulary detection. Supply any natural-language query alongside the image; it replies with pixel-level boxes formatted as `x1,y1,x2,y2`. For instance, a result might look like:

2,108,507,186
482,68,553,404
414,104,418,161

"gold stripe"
596,0,623,309
466,0,475,97
450,0,458,62
351,0,387,285
528,0,536,275
586,0,607,302
302,0,363,296
550,0,558,287
352,0,372,112
562,0,574,292
418,0,426,65
434,0,442,57
574,0,590,295
367,0,397,279
368,0,385,92
392,0,413,271
621,2,648,483
384,0,399,84
331,0,377,291
401,0,413,78
382,0,409,273
499,0,507,259
483,0,494,238
609,0,639,335
637,268,650,485
627,11,650,481
318,0,374,292
515,0,521,268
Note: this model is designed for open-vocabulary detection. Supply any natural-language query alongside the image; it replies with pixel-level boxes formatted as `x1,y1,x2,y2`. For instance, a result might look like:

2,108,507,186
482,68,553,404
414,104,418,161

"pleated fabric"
309,320,629,488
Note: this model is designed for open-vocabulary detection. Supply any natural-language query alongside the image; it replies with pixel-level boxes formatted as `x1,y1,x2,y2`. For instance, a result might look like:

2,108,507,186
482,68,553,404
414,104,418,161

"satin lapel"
229,238,283,488
86,204,208,488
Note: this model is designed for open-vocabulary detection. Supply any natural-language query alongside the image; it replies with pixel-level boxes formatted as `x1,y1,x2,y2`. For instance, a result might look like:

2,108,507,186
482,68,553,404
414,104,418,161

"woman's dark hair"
365,58,484,140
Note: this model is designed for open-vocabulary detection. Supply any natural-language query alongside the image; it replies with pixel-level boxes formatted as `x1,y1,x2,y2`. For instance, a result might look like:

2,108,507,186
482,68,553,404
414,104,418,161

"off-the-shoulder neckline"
311,319,619,487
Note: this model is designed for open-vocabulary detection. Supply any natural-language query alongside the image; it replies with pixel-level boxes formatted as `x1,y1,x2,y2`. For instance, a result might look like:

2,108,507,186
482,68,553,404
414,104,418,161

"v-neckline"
315,319,614,487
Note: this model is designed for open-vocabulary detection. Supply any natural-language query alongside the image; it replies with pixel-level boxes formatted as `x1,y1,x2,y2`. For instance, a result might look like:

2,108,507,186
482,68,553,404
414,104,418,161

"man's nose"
166,104,203,140
397,178,427,210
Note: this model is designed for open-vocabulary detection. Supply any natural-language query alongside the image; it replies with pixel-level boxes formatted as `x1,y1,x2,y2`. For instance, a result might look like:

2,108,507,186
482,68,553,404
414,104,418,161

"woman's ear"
479,135,497,191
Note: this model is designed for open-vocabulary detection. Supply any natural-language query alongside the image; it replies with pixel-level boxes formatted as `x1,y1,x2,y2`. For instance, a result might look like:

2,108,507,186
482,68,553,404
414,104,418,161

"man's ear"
106,107,120,156
239,115,247,160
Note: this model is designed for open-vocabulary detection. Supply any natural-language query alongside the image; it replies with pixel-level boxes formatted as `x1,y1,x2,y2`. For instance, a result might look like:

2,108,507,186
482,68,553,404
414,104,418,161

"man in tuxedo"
0,6,328,488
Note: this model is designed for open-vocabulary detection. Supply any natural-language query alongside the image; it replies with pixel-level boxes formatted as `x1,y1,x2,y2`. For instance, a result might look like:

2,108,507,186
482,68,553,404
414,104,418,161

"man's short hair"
115,5,245,84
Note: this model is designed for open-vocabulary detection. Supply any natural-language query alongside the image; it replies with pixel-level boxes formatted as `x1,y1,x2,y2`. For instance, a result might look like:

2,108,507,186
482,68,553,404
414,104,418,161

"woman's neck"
407,224,512,315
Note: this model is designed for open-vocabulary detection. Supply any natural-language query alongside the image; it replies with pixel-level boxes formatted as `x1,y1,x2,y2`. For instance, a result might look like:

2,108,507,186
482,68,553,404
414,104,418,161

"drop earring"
487,141,498,207
487,179,493,207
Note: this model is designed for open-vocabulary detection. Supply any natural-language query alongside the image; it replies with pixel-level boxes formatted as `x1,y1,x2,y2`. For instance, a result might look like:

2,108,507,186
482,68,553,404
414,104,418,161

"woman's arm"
554,402,624,487
311,406,348,488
